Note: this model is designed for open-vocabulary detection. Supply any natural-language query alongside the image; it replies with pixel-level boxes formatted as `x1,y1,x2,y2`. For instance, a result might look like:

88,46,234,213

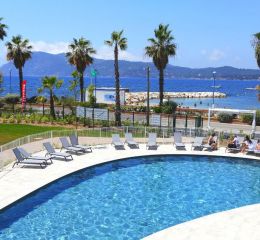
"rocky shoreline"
125,92,226,105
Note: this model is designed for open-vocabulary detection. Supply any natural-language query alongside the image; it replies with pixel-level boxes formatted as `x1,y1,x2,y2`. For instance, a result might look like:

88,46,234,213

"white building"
85,87,129,105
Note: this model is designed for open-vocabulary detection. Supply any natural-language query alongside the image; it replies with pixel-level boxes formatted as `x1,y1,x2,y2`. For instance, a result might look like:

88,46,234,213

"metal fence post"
51,131,53,145
163,130,165,144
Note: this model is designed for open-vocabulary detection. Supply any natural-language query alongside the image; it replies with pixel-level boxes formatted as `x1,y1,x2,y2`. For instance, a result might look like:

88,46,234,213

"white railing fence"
0,126,253,171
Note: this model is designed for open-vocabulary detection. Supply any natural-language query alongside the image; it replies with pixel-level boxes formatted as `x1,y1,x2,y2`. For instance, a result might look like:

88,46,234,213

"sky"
0,0,259,69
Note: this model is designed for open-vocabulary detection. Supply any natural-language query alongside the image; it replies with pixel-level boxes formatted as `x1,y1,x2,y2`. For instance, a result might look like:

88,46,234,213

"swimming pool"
0,155,260,240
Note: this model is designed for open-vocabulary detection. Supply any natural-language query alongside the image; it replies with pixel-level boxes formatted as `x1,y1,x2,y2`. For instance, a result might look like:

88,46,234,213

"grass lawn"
0,124,66,145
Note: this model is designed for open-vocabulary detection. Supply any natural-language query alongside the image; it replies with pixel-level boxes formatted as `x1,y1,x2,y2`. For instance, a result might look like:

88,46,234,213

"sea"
1,76,260,110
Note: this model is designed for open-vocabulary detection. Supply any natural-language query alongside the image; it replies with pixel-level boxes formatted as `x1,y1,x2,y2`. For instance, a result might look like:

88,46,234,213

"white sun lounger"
18,147,53,164
125,133,139,148
191,137,204,151
43,142,73,161
12,148,47,168
111,134,125,149
173,132,186,150
69,134,92,153
60,137,84,155
146,133,158,150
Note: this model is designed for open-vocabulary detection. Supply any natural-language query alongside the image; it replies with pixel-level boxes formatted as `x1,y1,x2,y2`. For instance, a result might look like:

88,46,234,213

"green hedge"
241,110,260,125
217,112,233,123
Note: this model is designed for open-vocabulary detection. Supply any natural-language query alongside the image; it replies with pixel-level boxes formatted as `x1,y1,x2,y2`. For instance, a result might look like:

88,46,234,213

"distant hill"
0,51,259,79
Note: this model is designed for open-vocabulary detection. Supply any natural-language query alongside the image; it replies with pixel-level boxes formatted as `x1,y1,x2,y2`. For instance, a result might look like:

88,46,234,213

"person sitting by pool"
227,135,239,149
207,132,217,150
241,135,254,153
255,139,260,151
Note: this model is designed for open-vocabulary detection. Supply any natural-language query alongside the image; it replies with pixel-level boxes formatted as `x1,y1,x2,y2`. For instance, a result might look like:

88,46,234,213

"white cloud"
209,49,225,61
30,42,147,62
95,45,148,62
31,41,69,54
0,40,151,64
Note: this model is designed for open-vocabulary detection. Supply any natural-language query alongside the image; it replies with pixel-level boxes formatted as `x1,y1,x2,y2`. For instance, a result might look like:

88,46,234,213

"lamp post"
91,69,97,104
212,71,216,108
9,68,12,94
146,66,150,126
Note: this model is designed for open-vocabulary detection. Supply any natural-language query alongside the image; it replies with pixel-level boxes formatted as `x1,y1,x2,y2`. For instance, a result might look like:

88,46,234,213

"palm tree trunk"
50,90,56,119
114,44,121,126
79,72,84,102
159,68,164,106
18,67,23,98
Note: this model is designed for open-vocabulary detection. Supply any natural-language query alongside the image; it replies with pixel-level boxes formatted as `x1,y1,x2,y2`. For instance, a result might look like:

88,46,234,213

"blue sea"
1,75,260,109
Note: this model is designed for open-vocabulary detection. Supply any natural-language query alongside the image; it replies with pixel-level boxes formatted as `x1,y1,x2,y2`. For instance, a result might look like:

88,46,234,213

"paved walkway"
0,144,259,239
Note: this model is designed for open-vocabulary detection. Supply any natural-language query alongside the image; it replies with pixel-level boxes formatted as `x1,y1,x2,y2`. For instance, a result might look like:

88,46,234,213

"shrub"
4,94,20,105
0,98,5,108
161,101,178,114
241,114,252,124
16,114,22,124
217,112,233,123
8,114,15,123
41,116,49,123
152,106,162,113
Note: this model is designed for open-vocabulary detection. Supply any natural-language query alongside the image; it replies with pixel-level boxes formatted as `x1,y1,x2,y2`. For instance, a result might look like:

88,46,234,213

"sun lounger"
18,147,53,164
43,142,73,161
191,137,204,151
225,136,244,153
146,133,158,150
69,134,92,153
60,137,84,154
173,132,186,150
203,136,218,151
111,134,125,149
12,148,47,168
125,133,139,148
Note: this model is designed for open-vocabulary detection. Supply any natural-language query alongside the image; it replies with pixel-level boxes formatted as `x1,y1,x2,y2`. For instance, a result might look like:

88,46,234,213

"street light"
9,68,12,94
212,71,216,108
91,68,98,104
146,66,150,126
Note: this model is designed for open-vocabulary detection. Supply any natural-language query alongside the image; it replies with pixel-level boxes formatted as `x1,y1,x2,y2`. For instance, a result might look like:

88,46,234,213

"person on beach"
241,135,254,153
227,135,239,148
207,132,217,150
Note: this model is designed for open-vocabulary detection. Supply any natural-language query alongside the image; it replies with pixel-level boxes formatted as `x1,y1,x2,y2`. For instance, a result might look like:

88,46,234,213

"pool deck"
0,143,260,239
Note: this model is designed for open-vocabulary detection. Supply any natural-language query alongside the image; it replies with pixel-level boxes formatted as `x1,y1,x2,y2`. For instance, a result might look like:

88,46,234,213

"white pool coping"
0,144,260,239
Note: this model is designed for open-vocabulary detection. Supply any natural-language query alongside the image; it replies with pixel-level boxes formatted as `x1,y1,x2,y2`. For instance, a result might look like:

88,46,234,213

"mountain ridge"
0,51,259,79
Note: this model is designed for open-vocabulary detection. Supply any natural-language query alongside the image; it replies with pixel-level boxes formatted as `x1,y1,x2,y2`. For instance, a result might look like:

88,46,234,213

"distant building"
85,87,129,105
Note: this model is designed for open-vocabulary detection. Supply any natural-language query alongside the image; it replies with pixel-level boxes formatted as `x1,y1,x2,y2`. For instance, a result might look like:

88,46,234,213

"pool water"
0,155,260,240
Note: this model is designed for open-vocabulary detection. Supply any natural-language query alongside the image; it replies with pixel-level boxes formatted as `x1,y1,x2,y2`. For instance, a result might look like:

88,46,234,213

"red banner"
21,80,26,112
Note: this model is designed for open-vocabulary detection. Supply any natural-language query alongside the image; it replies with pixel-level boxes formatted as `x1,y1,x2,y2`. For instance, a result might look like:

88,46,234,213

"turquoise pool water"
0,155,260,240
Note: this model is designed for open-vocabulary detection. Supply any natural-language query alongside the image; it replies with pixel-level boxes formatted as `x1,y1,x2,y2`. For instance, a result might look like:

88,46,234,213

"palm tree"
6,35,32,97
253,32,260,69
69,70,80,101
105,30,127,126
38,76,63,119
145,24,177,106
66,38,96,102
0,17,8,41
36,96,47,115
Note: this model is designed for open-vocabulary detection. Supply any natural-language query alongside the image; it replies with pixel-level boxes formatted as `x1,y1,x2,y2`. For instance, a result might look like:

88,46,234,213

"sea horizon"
1,76,259,110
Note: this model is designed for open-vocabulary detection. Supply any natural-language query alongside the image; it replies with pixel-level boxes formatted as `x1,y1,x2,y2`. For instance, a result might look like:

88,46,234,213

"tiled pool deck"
0,143,259,239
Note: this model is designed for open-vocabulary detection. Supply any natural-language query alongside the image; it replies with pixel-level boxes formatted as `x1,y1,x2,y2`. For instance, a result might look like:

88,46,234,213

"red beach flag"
21,80,27,112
